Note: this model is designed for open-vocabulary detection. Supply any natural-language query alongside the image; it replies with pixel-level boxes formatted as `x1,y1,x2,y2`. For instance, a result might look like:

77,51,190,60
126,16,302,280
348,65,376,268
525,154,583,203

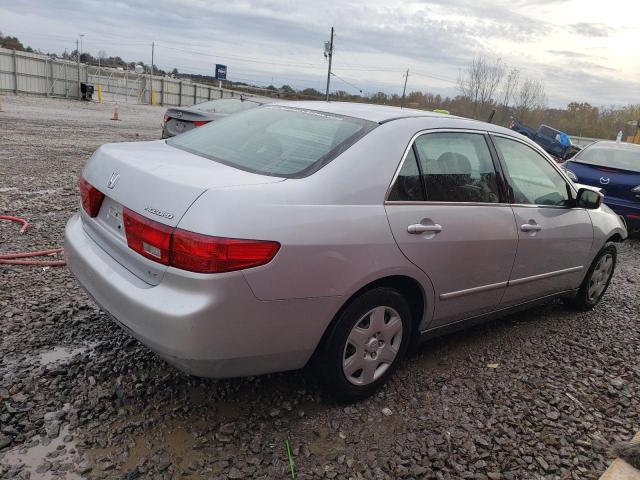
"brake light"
122,208,280,273
79,178,105,217
193,120,210,127
163,114,169,124
123,208,172,265
171,229,280,273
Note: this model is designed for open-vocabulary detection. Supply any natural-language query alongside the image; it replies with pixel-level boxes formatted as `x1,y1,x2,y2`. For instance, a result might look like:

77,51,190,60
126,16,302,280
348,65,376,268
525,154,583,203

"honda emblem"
107,172,120,189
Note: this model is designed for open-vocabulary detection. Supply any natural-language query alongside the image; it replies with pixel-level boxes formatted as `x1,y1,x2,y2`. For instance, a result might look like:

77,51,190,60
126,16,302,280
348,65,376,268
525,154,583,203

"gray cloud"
569,22,615,37
1,0,635,106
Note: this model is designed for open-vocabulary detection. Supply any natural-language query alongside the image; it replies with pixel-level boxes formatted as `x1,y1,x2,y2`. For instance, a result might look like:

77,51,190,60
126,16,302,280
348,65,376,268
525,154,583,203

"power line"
330,71,362,94
156,43,324,69
409,70,458,85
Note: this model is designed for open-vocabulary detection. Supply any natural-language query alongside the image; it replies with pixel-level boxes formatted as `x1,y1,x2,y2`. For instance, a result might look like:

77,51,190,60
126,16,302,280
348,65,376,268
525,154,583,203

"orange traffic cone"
111,105,120,121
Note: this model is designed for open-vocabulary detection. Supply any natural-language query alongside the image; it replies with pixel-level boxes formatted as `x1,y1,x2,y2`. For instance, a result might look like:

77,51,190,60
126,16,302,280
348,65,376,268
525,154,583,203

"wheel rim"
587,253,614,302
342,306,403,386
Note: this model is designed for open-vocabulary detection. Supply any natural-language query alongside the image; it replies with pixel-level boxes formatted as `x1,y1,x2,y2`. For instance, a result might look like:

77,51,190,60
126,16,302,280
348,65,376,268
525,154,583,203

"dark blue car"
563,141,640,230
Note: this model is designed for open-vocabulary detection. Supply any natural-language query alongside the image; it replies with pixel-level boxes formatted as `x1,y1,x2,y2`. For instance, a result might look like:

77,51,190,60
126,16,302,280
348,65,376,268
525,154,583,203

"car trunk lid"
569,161,640,202
81,140,284,285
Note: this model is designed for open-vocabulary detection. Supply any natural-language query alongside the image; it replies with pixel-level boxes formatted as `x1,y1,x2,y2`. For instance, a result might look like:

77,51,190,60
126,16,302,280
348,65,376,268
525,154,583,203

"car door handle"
408,223,443,234
520,223,542,232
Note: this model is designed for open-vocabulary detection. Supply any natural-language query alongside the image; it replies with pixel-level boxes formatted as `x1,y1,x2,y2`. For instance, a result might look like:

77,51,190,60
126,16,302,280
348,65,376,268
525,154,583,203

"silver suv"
65,102,627,401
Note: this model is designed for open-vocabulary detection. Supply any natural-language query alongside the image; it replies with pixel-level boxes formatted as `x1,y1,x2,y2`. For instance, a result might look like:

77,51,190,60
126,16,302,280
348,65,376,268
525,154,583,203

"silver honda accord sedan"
65,101,627,401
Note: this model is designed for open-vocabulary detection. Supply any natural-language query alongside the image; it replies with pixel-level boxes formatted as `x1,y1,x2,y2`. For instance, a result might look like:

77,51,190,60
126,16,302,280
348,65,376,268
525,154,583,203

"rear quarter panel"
175,119,439,326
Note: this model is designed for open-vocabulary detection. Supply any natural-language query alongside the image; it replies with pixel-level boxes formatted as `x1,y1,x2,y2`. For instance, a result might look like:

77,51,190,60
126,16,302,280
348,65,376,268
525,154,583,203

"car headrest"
436,152,471,175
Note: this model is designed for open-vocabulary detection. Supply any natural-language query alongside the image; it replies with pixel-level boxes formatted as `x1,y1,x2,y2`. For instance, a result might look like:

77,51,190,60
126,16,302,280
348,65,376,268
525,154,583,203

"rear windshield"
168,106,375,177
195,98,261,114
576,144,640,171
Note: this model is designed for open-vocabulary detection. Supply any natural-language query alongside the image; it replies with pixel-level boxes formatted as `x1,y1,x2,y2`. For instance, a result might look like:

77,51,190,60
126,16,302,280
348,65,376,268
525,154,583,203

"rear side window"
168,106,375,177
388,148,423,201
415,132,499,203
539,126,558,138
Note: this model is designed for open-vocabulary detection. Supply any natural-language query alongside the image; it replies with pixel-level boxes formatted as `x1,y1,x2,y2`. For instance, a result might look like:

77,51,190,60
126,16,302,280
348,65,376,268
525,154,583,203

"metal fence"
0,47,255,106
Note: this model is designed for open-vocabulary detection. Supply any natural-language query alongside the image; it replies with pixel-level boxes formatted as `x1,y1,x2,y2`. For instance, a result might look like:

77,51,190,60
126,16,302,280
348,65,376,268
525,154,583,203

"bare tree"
457,56,505,118
515,79,546,118
500,67,520,108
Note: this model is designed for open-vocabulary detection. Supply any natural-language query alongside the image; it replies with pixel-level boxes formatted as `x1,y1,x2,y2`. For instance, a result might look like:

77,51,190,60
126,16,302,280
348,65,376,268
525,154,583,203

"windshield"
168,106,375,177
576,144,640,171
195,98,262,114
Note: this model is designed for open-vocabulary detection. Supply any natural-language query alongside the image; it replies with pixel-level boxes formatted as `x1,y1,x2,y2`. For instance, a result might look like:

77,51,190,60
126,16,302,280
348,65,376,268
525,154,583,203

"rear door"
385,130,518,328
491,135,593,304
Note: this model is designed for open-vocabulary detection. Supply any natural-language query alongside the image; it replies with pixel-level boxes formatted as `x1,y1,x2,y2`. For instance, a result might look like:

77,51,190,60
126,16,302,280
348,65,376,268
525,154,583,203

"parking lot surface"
1,95,639,480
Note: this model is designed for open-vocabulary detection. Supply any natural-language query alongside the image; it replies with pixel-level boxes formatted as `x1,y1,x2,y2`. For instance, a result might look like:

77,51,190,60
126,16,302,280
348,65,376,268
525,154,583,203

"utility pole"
324,27,334,102
150,42,155,105
76,39,81,99
401,69,409,108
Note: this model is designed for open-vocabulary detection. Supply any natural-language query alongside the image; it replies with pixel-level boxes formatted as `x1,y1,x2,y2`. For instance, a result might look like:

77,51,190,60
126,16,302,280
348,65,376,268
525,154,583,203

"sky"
1,0,639,107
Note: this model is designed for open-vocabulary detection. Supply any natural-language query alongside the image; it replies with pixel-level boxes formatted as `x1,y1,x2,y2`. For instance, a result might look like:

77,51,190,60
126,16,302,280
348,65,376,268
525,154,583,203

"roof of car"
589,140,640,150
269,100,454,123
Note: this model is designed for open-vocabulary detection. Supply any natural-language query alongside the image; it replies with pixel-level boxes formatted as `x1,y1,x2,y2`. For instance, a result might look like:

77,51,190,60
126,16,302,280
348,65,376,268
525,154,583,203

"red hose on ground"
0,215,66,266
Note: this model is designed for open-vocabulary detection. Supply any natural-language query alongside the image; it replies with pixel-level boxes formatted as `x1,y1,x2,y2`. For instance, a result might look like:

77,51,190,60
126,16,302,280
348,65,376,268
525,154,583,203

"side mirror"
576,188,603,209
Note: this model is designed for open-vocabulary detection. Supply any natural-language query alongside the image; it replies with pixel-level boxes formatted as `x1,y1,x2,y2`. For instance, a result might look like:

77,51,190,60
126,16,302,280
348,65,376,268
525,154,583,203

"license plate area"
97,197,126,242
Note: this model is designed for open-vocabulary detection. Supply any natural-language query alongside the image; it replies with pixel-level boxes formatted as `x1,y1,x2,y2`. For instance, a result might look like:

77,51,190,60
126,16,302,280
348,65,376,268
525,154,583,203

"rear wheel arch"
308,275,426,366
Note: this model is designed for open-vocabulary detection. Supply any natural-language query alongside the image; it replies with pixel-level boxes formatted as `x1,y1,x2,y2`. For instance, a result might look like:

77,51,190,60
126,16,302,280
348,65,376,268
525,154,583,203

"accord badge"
144,207,175,219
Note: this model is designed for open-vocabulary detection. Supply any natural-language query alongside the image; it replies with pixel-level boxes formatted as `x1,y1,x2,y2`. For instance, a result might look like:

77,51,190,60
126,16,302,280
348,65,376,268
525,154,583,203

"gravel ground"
1,94,639,480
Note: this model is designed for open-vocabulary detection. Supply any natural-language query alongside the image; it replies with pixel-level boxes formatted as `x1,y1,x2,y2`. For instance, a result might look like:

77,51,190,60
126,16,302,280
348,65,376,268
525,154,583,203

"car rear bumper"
64,213,340,377
605,198,640,229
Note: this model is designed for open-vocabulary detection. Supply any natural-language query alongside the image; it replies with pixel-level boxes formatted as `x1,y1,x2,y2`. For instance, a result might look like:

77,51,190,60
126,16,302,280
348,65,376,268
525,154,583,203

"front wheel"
316,287,413,402
567,243,617,311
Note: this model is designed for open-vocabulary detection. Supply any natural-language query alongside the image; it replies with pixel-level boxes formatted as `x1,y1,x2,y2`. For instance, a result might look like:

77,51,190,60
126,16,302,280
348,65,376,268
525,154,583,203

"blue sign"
215,64,227,80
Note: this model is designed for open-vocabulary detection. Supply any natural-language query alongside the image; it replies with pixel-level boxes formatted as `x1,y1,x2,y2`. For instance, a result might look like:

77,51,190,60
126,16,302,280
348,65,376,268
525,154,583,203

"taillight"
163,114,169,124
192,120,210,127
79,178,105,217
171,229,280,273
123,208,172,265
122,208,280,273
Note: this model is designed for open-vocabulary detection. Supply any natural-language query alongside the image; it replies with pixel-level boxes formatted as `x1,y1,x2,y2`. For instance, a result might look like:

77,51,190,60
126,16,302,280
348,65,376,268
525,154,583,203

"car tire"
316,287,413,402
566,242,617,311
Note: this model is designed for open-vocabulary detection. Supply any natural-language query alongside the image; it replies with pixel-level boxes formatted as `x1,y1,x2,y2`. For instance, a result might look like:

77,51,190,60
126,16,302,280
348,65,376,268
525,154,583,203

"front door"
385,131,518,328
490,135,594,305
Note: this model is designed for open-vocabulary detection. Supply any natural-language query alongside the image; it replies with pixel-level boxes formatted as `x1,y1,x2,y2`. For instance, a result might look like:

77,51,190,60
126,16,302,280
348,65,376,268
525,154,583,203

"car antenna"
487,109,496,124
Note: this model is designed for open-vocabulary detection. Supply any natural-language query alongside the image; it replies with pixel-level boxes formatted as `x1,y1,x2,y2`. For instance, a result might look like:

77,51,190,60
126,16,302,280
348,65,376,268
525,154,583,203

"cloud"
569,22,615,37
0,0,636,106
